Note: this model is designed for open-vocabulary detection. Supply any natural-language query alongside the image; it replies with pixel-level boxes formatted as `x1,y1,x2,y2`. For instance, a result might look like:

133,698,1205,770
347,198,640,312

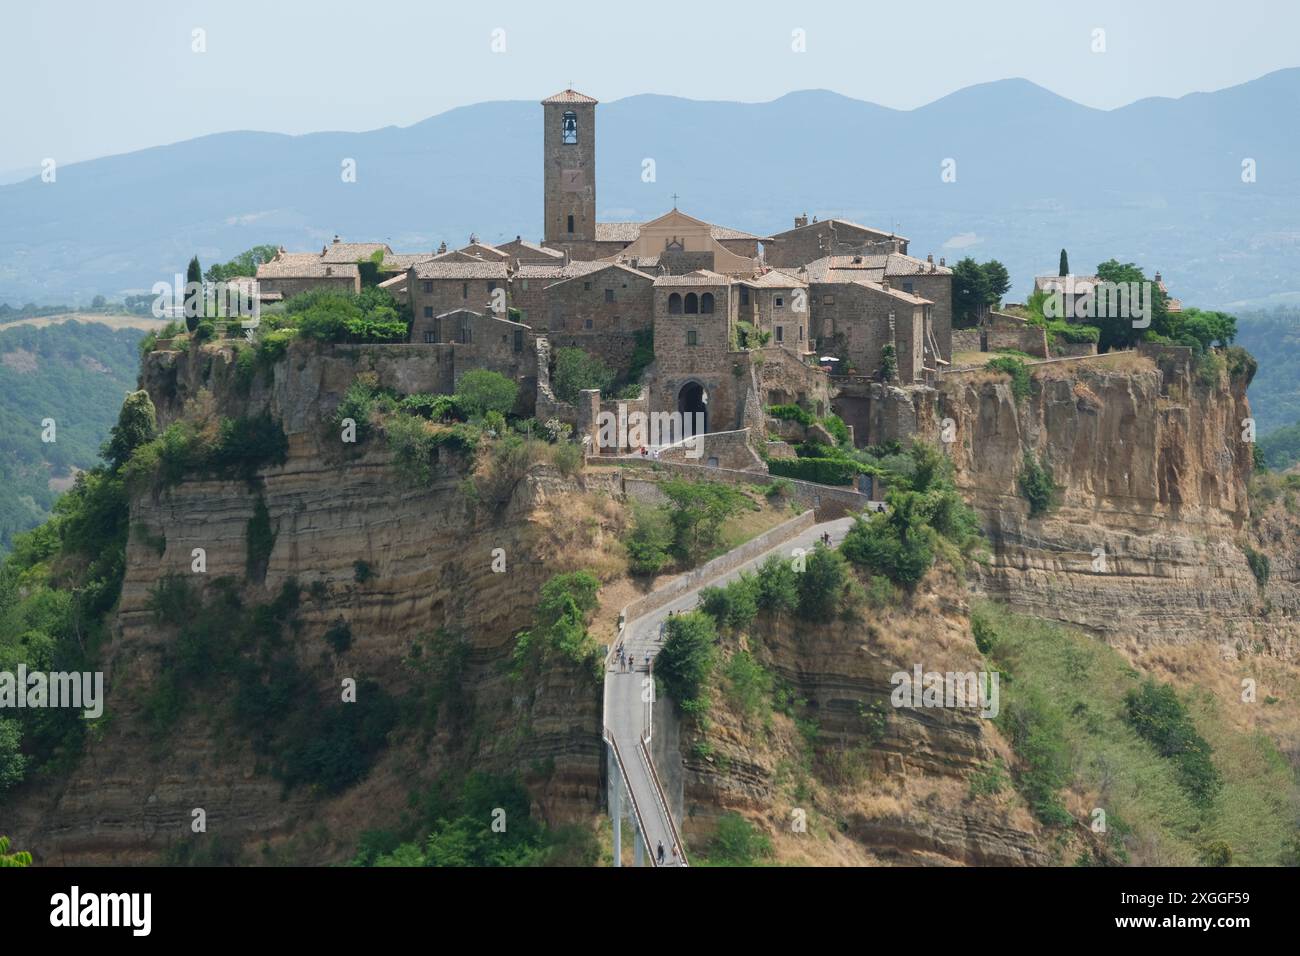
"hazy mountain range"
2,69,1299,308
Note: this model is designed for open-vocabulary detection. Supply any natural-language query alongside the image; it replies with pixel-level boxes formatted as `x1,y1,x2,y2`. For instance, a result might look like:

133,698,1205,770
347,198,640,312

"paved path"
603,513,857,866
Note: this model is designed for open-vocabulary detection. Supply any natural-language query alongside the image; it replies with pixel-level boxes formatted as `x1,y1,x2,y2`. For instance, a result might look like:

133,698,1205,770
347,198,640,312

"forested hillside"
0,321,144,553
1238,307,1300,444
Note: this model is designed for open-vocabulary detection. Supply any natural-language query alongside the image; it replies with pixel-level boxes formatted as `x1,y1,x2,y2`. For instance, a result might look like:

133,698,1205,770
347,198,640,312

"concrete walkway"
603,513,858,866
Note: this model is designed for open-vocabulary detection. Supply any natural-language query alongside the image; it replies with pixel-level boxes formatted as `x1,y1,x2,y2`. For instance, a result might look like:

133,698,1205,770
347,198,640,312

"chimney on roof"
333,235,341,244
469,233,479,245
794,212,808,228
939,257,946,268
516,235,522,242
437,241,447,254
927,253,933,264
1154,271,1162,282
880,277,890,290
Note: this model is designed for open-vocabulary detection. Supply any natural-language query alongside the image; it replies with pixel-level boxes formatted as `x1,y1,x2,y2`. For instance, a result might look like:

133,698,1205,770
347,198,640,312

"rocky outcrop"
677,580,1049,866
5,341,614,864
930,349,1297,655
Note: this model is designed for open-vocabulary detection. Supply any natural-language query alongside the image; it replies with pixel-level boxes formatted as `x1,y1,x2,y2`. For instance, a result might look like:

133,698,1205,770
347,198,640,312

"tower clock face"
561,168,585,192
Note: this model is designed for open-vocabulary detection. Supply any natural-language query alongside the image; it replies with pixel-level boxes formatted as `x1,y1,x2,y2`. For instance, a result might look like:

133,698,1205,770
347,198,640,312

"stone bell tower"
542,89,598,246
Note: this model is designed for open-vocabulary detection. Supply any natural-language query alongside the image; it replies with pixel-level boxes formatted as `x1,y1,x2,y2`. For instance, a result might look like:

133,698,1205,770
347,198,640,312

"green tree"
552,348,614,404
0,835,32,867
0,719,27,792
797,542,850,622
103,390,157,472
982,260,1011,304
185,256,203,332
841,490,935,589
456,370,518,418
657,611,717,710
624,505,674,575
952,257,992,327
1059,248,1069,276
1093,259,1168,352
660,479,747,564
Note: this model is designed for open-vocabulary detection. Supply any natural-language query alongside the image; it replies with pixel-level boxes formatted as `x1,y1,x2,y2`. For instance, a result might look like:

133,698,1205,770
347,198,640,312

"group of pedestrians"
615,643,652,673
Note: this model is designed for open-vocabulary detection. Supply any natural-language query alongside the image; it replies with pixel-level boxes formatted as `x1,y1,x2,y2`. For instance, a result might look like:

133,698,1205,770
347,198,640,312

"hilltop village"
250,88,979,462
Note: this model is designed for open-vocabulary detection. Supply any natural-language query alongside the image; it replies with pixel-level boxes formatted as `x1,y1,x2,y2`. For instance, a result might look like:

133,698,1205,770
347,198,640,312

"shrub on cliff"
511,570,603,680
703,812,775,866
656,611,717,713
986,355,1031,401
841,490,936,590
796,542,853,623
1018,452,1057,518
698,574,759,631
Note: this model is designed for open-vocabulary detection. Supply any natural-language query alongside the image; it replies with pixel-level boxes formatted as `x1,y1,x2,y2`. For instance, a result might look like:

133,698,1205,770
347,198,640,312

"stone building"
543,262,655,370
766,215,909,266
320,237,391,264
736,269,810,354
542,89,599,249
255,252,360,297
408,259,511,329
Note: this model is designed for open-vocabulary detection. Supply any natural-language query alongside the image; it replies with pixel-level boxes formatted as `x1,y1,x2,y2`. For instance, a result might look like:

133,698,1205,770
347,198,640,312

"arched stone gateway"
676,381,708,440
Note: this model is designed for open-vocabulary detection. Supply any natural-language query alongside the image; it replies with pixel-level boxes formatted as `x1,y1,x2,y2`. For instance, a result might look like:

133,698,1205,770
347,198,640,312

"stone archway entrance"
677,381,708,439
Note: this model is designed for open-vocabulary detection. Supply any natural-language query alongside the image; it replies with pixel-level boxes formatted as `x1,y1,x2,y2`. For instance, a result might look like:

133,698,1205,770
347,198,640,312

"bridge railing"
605,731,658,867
639,737,689,867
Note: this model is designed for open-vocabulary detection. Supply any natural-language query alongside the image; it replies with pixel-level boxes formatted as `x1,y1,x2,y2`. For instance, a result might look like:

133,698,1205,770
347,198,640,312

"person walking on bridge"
657,840,665,865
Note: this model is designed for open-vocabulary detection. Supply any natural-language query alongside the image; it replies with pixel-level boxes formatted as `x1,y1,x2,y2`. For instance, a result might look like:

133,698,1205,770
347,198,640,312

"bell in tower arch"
562,110,578,145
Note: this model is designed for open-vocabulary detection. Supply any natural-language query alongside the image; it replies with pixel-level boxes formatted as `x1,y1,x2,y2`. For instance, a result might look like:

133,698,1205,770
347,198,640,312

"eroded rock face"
932,354,1297,655
677,589,1049,867
5,342,607,864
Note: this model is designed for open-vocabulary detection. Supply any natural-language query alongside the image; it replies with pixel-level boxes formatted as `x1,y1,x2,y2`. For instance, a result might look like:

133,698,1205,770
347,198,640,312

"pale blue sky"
3,0,1297,173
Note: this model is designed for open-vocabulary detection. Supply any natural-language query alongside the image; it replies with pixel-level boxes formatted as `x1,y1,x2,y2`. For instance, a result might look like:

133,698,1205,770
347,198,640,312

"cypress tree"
1058,248,1069,276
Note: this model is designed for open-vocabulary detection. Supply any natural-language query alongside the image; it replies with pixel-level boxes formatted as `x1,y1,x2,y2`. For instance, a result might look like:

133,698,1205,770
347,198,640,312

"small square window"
605,289,615,302
423,306,433,318
423,331,435,343
421,281,433,294
584,281,592,291
775,297,784,309
902,282,914,294
822,294,834,305
584,318,593,330
687,330,698,346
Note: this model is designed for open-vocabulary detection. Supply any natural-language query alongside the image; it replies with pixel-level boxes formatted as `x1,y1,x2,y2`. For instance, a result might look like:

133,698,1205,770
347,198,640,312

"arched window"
700,292,715,314
562,111,578,144
685,293,699,314
668,293,682,314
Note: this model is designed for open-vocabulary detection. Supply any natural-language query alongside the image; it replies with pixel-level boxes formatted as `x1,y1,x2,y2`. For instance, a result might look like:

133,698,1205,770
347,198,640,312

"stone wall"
986,326,1048,358
951,329,982,354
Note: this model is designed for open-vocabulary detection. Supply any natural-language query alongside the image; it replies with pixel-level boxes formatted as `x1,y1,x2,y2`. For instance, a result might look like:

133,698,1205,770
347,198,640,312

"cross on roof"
671,192,679,208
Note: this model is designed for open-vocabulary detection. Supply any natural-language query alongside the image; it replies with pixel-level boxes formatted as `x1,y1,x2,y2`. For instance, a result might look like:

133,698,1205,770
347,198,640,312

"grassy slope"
975,601,1298,866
